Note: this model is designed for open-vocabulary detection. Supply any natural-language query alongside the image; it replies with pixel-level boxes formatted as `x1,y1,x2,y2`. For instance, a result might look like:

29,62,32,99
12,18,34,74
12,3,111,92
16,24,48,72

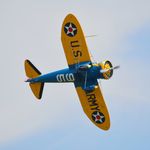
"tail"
24,59,44,99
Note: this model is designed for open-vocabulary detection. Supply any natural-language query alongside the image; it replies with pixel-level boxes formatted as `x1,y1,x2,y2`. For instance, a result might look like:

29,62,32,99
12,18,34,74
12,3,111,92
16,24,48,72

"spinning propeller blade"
85,34,98,38
100,65,120,73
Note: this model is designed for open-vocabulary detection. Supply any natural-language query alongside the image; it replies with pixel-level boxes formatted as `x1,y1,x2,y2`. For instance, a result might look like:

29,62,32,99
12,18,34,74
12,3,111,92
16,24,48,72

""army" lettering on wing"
86,93,100,111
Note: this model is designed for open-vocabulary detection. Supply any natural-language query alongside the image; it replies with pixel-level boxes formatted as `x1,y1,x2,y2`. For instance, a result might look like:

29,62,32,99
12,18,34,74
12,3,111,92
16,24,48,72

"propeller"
100,65,120,73
85,34,98,38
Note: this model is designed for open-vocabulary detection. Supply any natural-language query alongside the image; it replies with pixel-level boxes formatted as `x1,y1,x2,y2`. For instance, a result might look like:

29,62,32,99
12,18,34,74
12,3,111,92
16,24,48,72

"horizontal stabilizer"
29,83,44,99
24,60,44,99
25,59,41,78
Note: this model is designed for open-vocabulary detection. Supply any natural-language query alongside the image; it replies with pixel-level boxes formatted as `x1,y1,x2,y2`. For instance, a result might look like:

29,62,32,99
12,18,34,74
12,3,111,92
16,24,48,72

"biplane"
24,14,119,130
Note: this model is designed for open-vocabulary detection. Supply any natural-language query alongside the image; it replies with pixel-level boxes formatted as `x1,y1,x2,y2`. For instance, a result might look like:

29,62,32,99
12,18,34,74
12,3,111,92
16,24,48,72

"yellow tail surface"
24,60,44,99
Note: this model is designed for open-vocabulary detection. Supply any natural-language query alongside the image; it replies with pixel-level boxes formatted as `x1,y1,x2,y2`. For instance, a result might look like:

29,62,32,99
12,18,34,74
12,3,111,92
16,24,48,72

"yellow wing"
61,14,91,66
75,86,110,130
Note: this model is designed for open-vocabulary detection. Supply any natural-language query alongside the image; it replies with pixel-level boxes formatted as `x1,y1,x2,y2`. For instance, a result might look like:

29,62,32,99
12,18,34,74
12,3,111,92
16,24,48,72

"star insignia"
64,22,77,37
92,111,105,124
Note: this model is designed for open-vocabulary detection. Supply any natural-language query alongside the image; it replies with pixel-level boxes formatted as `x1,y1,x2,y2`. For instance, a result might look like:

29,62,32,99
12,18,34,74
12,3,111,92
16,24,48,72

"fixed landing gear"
84,85,98,93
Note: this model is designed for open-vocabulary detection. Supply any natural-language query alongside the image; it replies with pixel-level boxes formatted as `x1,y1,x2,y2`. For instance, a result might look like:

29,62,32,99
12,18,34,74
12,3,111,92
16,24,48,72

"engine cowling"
99,60,113,79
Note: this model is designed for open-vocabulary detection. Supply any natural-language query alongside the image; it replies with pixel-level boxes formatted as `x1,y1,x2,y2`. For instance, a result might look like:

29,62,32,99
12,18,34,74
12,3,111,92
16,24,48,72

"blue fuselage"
28,61,103,88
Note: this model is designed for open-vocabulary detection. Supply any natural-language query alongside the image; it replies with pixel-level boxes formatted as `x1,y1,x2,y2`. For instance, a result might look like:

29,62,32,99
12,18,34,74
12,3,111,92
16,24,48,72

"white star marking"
65,23,77,36
93,112,105,123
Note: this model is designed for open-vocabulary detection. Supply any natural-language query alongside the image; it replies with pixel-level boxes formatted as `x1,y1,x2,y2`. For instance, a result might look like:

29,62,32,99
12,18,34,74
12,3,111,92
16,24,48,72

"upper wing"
75,85,110,130
61,14,91,66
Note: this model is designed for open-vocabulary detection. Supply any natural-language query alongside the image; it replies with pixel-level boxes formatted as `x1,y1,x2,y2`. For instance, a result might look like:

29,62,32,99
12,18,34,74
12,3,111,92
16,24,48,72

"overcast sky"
0,0,150,150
